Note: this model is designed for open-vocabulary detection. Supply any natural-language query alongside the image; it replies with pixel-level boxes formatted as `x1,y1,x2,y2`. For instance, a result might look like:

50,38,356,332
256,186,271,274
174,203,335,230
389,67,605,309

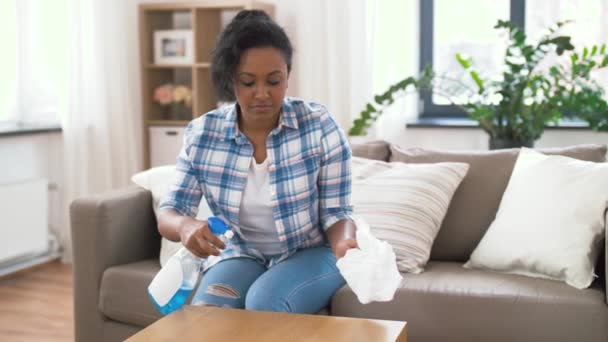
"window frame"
419,0,526,117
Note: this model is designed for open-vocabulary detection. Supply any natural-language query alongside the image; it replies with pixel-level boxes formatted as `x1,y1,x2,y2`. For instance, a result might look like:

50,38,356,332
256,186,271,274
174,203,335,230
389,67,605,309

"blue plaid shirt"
159,97,353,270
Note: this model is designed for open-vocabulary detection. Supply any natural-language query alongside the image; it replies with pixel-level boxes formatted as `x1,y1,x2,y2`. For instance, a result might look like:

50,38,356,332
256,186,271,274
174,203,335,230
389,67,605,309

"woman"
158,10,357,314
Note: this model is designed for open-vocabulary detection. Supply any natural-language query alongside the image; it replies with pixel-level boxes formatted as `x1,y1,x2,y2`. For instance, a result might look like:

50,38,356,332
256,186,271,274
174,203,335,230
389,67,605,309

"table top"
127,306,407,342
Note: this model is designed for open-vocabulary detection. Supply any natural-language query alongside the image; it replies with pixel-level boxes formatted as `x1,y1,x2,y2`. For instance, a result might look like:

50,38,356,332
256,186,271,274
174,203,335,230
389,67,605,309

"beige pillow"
352,157,469,273
131,165,213,266
464,148,608,289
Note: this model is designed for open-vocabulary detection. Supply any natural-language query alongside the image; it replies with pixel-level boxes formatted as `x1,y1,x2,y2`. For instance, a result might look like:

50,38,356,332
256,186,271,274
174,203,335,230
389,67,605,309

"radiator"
0,178,49,267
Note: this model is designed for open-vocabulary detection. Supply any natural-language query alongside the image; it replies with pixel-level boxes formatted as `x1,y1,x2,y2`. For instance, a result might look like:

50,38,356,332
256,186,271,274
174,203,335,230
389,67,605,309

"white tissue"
336,217,403,304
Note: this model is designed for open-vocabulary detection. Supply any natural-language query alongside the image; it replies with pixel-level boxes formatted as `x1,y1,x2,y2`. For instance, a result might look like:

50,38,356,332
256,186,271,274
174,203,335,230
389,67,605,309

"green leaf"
601,44,606,55
602,55,608,67
571,53,579,63
513,30,526,44
548,36,575,55
470,70,484,91
366,104,376,113
591,45,598,56
455,53,471,69
374,95,384,104
495,20,515,30
349,119,364,136
583,47,589,58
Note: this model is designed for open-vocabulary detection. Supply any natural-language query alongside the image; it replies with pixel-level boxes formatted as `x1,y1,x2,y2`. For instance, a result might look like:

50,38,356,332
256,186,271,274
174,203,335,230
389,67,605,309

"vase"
489,137,534,150
166,102,191,121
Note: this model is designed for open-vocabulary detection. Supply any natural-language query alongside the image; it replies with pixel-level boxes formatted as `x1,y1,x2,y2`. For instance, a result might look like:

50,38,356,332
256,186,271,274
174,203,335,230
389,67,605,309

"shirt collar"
222,99,299,142
221,104,240,142
279,99,299,130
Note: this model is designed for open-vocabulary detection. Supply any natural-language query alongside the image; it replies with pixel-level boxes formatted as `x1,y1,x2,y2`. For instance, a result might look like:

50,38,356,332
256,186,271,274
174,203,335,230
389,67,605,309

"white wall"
0,133,64,245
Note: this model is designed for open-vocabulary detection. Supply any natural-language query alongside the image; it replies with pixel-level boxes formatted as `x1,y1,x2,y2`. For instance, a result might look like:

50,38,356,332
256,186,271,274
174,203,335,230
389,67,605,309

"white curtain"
274,0,421,140
60,0,141,262
276,0,375,132
0,1,18,122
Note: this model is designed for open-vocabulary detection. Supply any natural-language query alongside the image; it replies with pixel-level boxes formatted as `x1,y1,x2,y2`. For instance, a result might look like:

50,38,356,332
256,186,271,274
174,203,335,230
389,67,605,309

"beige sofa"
71,141,608,342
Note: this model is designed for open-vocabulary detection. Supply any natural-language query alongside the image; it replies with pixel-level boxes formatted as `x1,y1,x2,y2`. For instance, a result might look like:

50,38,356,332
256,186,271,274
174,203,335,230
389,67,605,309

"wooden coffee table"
127,306,407,341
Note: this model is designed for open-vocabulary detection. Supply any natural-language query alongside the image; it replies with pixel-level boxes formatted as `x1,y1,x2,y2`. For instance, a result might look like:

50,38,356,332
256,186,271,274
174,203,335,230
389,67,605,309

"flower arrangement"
153,83,193,120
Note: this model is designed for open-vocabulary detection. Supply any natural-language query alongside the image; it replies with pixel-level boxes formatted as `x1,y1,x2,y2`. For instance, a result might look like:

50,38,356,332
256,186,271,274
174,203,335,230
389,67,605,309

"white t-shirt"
238,157,283,255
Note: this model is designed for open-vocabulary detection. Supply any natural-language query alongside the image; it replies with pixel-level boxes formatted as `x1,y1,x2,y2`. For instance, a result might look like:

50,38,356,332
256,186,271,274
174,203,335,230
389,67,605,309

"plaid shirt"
159,97,353,270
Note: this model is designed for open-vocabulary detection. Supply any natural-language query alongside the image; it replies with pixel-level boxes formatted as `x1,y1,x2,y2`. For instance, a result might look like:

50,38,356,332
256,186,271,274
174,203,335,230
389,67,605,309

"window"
0,0,69,125
420,0,608,118
420,0,524,117
525,0,608,89
420,0,525,117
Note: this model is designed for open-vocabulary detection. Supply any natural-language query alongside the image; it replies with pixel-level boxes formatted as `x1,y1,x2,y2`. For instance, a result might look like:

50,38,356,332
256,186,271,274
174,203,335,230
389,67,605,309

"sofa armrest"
70,185,160,342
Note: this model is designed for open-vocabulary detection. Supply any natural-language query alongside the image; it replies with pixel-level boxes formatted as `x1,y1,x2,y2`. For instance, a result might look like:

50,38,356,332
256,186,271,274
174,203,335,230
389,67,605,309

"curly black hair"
210,10,293,101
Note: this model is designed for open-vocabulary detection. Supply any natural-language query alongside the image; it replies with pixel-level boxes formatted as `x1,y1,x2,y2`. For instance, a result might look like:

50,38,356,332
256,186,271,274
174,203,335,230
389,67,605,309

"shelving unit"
139,1,275,167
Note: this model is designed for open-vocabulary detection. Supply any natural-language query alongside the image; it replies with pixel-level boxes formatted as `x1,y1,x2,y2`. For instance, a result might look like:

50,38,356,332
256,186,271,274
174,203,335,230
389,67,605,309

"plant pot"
489,137,534,150
165,102,191,121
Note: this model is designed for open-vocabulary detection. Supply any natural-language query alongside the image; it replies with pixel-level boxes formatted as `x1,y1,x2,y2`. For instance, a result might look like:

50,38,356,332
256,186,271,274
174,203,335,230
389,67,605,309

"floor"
0,261,73,342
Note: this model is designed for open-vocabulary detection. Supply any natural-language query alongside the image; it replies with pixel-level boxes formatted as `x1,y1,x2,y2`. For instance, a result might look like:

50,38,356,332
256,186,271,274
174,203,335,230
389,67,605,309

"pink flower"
153,84,173,105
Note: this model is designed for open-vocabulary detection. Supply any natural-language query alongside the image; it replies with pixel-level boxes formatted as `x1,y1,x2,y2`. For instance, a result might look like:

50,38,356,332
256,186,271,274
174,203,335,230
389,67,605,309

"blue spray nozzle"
207,216,229,235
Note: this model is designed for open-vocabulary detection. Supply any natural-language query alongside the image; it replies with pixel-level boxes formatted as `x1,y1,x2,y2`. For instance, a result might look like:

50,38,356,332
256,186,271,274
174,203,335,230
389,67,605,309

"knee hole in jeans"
205,283,240,299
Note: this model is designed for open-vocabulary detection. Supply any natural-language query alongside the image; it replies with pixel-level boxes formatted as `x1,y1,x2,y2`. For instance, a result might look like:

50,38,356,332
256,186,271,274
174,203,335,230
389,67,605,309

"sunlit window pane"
433,0,510,104
526,0,608,88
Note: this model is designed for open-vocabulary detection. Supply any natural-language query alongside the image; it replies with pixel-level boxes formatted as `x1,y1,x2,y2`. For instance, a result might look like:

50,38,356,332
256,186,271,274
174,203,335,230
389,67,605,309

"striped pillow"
352,157,469,273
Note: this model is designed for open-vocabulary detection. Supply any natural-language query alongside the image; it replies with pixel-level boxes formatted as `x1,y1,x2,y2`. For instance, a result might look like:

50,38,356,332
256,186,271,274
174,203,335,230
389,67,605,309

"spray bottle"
147,216,233,314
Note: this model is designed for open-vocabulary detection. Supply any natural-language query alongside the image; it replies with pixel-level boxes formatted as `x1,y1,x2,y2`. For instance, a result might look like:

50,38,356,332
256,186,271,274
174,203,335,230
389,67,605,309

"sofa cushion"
351,157,469,273
465,148,608,289
349,139,391,161
390,144,607,262
99,259,163,327
99,259,331,328
331,261,608,342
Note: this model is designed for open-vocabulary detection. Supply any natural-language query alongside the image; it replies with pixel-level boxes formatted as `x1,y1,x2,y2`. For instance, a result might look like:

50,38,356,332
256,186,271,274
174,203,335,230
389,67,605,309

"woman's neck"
237,108,280,137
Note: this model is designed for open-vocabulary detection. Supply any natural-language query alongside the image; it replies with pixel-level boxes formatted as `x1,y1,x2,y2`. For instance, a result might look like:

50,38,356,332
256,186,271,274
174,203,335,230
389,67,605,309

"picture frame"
153,30,194,65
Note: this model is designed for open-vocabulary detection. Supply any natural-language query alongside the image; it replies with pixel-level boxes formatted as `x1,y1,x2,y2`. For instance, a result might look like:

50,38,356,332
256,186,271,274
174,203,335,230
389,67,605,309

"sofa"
71,140,608,342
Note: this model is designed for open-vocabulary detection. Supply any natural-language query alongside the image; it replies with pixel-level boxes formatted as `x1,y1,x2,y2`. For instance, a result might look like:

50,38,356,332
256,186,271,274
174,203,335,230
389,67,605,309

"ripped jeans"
190,247,345,313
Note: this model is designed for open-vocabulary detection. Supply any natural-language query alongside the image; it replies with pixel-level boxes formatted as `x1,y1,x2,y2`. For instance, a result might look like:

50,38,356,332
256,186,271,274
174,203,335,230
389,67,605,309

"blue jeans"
190,247,345,313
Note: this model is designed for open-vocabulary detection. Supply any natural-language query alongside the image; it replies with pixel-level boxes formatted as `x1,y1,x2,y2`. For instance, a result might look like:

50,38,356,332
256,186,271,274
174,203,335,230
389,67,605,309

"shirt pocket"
275,154,320,213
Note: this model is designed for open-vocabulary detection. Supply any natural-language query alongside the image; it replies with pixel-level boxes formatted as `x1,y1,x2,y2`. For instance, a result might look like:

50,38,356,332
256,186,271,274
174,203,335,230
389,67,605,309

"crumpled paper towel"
336,216,403,304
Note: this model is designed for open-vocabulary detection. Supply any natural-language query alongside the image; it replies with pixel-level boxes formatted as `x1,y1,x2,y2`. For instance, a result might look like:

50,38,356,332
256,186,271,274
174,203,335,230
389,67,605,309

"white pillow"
131,165,213,266
464,148,608,289
352,157,469,273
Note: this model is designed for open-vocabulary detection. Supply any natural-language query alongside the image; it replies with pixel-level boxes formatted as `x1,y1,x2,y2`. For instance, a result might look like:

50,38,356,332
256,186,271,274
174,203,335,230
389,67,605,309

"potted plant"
349,20,608,149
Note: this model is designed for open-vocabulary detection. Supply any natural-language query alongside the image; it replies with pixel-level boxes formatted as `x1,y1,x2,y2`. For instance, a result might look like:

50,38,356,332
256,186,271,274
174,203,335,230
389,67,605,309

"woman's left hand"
333,238,358,260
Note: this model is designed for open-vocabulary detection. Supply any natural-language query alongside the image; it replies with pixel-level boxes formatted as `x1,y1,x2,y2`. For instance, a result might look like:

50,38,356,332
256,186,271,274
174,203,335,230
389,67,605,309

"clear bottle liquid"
148,216,232,315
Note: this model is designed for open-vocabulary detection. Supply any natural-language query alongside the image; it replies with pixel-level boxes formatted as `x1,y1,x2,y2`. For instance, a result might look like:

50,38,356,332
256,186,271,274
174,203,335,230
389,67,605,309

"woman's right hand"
178,218,226,258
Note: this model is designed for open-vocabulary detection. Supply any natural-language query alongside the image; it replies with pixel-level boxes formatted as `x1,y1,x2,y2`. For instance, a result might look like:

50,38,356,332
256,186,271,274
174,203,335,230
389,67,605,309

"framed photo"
154,30,193,65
